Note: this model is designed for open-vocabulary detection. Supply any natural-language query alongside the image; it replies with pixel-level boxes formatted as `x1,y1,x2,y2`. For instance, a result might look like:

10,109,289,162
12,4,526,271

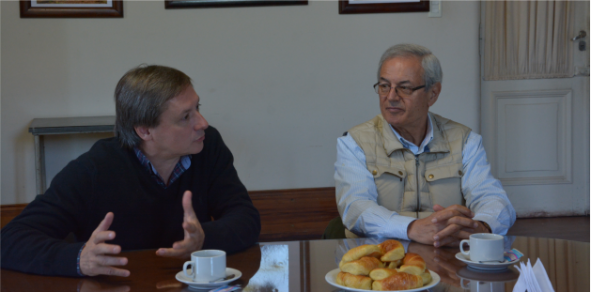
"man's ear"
427,83,441,107
134,126,152,141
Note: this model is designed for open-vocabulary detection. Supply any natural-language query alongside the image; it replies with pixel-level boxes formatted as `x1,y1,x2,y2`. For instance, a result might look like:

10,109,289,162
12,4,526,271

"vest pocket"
423,163,465,206
372,166,407,211
372,166,406,181
424,164,463,181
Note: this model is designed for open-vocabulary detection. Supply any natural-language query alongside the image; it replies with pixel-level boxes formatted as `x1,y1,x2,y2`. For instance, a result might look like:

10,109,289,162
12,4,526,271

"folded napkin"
513,258,554,292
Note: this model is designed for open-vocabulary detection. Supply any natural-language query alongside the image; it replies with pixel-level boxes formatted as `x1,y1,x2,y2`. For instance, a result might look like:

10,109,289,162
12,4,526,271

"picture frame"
338,0,429,14
165,0,308,9
20,0,123,18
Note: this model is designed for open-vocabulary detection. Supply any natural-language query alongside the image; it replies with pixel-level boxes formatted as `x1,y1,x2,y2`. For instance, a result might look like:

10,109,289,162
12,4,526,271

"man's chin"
382,113,404,127
187,142,204,155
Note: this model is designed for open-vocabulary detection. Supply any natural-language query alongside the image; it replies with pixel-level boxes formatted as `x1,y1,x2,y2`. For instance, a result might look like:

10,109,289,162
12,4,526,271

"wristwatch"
479,221,492,233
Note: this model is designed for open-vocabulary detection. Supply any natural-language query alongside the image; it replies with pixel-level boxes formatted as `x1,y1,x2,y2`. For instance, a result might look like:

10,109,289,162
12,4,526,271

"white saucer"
455,252,520,272
175,267,241,290
325,268,440,292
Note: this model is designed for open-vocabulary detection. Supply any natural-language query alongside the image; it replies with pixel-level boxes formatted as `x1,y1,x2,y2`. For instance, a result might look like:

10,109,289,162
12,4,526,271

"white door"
480,2,590,217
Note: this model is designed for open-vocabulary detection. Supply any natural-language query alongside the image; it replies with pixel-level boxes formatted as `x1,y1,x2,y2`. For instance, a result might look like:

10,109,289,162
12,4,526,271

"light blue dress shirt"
334,114,516,240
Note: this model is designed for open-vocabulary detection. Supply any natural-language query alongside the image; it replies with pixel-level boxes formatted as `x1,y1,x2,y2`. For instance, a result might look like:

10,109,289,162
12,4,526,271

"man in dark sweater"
1,65,261,277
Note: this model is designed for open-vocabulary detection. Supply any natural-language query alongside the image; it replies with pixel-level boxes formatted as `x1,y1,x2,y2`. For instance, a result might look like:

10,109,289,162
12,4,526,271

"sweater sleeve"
199,129,261,253
1,160,89,276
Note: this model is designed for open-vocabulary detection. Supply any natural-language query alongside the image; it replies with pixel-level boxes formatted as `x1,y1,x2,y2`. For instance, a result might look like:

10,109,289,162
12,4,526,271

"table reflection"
243,244,288,292
1,237,588,292
78,279,131,292
313,236,588,292
457,267,519,292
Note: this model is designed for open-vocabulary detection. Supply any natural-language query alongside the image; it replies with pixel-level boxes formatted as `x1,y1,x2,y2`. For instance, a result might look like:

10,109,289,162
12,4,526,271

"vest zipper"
415,155,420,217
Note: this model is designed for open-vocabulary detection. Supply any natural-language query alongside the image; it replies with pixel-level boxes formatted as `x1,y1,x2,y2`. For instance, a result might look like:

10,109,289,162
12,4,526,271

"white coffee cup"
460,233,504,262
183,250,226,283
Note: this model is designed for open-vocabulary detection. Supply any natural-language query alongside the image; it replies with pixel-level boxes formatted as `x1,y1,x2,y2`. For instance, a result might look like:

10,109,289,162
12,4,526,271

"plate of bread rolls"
325,240,440,291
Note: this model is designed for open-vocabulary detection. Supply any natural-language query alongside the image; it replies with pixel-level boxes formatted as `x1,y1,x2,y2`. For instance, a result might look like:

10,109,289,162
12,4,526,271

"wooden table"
2,237,589,292
28,116,115,194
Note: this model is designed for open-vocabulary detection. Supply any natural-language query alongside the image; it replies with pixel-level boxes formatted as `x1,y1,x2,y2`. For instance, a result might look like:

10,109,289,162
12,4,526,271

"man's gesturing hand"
80,212,130,277
407,204,474,247
156,191,205,259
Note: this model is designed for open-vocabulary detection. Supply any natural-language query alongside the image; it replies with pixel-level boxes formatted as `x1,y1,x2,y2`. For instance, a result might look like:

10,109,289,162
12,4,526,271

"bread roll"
342,244,382,263
369,268,398,281
341,256,384,276
397,253,427,275
336,272,373,290
386,259,402,269
378,240,405,262
420,269,432,285
372,273,423,291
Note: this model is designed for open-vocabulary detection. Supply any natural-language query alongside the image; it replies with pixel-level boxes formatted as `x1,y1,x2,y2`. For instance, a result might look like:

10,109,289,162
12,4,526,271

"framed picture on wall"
20,0,123,18
165,0,308,9
339,0,429,14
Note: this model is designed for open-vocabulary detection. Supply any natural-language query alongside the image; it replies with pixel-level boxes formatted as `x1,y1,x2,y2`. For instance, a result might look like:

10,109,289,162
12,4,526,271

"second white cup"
183,249,226,283
460,233,504,262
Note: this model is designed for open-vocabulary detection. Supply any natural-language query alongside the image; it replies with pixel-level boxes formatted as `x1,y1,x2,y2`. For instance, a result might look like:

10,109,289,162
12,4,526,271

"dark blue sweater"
1,126,261,276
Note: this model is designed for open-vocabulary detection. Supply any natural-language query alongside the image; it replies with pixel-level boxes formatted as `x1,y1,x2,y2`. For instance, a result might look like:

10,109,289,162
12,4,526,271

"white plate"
325,268,440,292
455,252,519,271
175,267,241,290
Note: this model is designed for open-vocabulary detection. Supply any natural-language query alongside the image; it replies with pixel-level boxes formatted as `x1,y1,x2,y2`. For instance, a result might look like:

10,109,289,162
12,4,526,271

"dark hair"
114,65,192,148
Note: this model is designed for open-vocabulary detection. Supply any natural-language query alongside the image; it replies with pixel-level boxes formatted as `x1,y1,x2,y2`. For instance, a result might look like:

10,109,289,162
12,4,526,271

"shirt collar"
132,147,192,185
388,113,434,155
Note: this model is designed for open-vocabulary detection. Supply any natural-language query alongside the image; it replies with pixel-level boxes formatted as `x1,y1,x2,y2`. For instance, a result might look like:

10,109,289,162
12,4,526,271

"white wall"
1,1,481,205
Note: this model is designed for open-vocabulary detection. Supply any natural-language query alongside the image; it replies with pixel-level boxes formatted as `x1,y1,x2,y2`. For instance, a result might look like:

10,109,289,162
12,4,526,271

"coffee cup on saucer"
460,233,504,263
183,250,226,283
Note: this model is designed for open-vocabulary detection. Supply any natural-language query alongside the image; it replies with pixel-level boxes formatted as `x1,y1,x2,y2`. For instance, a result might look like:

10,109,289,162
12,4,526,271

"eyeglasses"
373,82,426,97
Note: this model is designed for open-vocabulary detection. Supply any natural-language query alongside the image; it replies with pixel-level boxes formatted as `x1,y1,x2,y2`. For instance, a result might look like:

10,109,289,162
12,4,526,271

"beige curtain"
484,1,575,80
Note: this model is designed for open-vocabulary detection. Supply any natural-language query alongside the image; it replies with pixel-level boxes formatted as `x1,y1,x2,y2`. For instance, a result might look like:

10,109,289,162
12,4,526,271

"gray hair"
377,44,442,90
114,65,192,149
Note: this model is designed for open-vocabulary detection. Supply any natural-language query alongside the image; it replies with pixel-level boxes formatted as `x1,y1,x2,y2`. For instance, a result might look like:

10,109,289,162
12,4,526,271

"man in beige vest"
335,44,515,247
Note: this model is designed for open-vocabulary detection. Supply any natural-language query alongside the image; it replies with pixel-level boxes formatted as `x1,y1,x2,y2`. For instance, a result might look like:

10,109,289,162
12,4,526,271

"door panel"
480,2,590,217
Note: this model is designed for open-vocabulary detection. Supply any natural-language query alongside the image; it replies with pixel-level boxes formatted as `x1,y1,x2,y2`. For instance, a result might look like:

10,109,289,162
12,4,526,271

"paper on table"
512,258,555,292
533,259,554,292
526,260,543,292
512,263,528,292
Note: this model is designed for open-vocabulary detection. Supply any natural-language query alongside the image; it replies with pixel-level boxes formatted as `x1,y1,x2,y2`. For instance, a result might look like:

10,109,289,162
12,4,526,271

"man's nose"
386,87,401,101
194,112,209,131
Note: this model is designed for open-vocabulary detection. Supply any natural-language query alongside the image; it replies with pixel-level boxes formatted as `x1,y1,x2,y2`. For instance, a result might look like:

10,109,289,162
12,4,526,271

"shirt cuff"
77,243,86,276
472,214,498,234
395,216,417,241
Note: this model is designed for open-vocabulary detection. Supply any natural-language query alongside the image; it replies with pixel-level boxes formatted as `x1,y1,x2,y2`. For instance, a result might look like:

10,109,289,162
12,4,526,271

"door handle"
572,30,586,41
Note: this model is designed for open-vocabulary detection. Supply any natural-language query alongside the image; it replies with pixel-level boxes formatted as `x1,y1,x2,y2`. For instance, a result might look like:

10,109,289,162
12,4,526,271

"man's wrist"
406,220,417,241
77,244,86,276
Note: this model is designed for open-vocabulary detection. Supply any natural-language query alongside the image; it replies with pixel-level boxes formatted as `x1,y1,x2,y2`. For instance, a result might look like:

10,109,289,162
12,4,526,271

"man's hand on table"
80,212,130,277
407,204,488,247
431,204,490,247
156,191,205,259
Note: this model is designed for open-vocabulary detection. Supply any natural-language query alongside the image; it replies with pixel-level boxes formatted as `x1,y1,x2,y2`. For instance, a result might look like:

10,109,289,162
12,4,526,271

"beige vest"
348,113,471,219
